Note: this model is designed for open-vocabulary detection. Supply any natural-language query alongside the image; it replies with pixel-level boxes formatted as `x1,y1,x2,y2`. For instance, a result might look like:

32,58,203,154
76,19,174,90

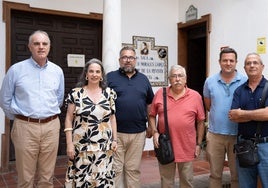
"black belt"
16,114,58,123
241,136,268,143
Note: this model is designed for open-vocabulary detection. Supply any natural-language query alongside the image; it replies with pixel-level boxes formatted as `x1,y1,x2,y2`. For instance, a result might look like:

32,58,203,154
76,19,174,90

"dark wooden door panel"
9,10,102,160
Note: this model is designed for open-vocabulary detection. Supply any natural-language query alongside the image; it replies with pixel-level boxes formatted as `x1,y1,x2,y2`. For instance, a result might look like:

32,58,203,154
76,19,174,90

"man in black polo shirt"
107,46,154,188
229,52,268,188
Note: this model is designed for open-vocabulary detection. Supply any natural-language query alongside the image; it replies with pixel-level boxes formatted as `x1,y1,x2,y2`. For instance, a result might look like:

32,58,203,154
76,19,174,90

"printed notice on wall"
67,54,85,67
257,37,266,54
123,36,168,86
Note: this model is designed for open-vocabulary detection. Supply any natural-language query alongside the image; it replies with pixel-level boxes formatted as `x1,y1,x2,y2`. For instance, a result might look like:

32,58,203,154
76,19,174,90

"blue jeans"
237,138,268,188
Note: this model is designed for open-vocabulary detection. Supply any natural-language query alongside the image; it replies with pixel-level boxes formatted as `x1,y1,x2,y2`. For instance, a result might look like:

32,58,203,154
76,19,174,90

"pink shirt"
150,87,205,162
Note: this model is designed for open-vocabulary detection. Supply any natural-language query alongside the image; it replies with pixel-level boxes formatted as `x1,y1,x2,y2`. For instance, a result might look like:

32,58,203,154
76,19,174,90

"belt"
16,114,58,123
241,136,268,143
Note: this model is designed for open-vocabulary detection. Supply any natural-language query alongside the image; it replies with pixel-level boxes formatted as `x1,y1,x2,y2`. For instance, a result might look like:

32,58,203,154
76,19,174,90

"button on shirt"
203,71,247,135
107,69,154,133
231,77,268,137
0,57,65,120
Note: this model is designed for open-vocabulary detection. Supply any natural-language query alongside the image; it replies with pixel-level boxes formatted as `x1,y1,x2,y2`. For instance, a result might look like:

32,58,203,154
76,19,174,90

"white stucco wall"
179,0,268,77
6,0,103,14
121,0,178,69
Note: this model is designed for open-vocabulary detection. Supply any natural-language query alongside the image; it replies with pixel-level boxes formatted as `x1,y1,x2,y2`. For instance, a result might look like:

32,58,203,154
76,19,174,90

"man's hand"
153,132,160,148
229,108,241,122
229,108,250,122
146,126,153,138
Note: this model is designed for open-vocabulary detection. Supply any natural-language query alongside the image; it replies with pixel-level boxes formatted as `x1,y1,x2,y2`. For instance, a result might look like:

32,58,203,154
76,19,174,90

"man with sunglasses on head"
203,47,247,188
107,46,154,188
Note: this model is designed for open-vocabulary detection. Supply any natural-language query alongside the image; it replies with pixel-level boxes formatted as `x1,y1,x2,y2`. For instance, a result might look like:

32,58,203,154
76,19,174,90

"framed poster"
123,36,168,86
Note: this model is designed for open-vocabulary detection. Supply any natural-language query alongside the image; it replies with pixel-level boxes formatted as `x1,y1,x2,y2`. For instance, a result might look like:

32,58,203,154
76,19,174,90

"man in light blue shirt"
203,47,247,188
0,30,64,187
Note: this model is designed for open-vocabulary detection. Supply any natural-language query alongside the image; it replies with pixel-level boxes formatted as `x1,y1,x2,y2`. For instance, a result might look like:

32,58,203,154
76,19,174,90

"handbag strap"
256,81,268,137
163,87,170,137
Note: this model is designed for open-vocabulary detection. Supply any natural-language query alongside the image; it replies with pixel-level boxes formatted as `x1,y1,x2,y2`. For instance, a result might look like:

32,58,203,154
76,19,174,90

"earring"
100,77,103,81
85,76,88,80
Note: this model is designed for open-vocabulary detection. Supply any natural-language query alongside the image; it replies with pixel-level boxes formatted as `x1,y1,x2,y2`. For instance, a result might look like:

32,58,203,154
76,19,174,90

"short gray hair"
28,30,51,45
244,52,263,65
168,64,186,77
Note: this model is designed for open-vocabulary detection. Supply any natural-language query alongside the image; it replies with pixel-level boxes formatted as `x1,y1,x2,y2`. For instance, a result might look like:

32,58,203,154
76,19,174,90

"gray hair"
28,30,51,44
244,52,263,65
168,64,186,77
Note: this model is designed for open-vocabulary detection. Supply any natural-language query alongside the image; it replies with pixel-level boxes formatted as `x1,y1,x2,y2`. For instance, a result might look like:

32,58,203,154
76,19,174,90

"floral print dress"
65,87,117,188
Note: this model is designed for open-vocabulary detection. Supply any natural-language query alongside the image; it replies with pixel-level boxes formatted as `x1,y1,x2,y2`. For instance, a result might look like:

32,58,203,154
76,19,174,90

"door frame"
1,1,102,172
177,14,211,75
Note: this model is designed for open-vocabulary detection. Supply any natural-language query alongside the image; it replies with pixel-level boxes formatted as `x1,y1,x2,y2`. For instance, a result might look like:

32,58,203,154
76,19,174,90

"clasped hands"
228,108,243,122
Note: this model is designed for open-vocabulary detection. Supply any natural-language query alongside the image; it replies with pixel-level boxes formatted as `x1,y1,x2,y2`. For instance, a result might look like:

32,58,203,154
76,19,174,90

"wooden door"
177,14,210,96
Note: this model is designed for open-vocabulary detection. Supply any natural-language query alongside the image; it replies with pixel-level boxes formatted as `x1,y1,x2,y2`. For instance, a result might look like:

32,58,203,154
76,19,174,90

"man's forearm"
229,107,268,122
196,120,205,145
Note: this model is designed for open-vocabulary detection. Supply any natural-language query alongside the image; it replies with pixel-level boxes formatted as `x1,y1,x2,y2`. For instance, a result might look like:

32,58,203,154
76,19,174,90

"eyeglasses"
169,74,185,78
120,56,136,62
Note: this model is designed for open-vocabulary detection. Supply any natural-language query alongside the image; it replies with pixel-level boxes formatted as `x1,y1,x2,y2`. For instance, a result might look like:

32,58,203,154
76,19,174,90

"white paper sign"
67,54,85,67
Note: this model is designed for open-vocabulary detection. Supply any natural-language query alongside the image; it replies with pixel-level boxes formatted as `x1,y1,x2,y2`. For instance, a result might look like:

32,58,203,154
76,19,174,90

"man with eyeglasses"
149,64,205,187
203,47,247,188
229,53,268,188
107,46,154,188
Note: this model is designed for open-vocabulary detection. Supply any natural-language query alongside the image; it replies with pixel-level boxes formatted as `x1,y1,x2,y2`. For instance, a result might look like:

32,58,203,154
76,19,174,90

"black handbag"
234,139,259,167
155,87,174,164
234,81,268,168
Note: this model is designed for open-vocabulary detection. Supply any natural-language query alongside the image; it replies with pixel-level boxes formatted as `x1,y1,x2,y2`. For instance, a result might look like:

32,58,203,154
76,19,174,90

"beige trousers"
113,131,146,188
159,161,194,188
11,117,60,188
206,132,239,188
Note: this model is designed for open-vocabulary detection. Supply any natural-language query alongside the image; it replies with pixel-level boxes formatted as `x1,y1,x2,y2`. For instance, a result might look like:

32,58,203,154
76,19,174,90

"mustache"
174,81,183,85
122,66,135,73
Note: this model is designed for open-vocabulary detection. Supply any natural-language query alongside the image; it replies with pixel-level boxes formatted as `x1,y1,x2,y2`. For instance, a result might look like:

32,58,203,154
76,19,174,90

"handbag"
234,81,268,167
155,87,175,164
234,139,259,167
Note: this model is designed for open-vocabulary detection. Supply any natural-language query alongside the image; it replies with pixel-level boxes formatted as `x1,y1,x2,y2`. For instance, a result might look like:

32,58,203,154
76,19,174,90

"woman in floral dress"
64,58,117,188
